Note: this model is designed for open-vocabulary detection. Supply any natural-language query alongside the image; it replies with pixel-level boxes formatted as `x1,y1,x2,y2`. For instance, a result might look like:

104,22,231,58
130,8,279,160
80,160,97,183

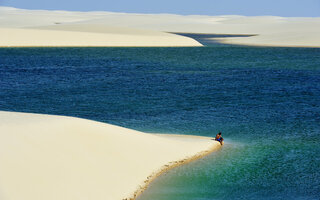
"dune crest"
1,7,320,47
0,111,220,200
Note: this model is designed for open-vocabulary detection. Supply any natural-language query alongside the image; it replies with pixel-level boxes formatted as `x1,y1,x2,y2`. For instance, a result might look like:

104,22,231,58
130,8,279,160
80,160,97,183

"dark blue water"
0,47,319,199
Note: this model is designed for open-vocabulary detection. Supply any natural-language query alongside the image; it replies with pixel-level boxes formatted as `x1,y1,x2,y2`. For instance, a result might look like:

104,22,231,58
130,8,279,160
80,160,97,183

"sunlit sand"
1,7,319,47
0,111,220,200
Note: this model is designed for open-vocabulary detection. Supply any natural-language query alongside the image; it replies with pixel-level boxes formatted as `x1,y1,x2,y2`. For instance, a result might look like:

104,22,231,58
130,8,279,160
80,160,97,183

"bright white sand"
1,7,320,47
0,7,201,47
0,27,201,47
0,111,220,200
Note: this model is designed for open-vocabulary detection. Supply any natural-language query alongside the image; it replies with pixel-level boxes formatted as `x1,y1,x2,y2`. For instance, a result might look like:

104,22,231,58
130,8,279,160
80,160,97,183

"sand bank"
0,27,201,47
1,7,319,47
0,111,220,200
0,7,202,47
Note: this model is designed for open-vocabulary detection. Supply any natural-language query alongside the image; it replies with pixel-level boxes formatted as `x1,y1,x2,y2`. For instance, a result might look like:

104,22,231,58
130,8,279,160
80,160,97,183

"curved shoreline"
1,7,320,48
128,139,221,200
0,111,221,200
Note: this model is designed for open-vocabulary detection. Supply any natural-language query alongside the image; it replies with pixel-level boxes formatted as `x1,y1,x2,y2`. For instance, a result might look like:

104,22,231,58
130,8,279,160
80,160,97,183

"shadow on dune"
169,32,257,46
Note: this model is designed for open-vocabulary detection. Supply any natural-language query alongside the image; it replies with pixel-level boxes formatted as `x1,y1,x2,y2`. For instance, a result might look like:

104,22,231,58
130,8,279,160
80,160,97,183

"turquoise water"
0,47,319,199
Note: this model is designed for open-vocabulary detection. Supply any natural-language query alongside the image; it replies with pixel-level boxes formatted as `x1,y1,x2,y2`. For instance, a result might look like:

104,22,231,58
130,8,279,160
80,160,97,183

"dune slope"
0,27,201,47
0,111,220,200
1,7,320,47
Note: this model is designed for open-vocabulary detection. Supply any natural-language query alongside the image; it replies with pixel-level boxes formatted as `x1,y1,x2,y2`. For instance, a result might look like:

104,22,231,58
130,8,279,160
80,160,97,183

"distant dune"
0,27,201,47
0,6,319,47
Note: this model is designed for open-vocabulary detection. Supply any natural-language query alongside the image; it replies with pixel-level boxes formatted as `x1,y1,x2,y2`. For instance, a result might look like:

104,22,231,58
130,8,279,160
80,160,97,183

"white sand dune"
1,6,319,47
0,111,220,200
215,31,320,47
0,27,201,47
0,7,202,47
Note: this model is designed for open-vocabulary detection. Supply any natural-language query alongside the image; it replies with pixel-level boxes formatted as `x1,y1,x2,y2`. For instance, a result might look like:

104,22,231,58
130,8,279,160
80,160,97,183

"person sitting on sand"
215,132,224,145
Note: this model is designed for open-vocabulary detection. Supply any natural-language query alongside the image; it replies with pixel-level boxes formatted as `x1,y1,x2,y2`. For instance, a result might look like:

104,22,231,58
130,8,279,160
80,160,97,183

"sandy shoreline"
0,27,202,47
1,7,320,47
131,134,220,200
0,111,220,200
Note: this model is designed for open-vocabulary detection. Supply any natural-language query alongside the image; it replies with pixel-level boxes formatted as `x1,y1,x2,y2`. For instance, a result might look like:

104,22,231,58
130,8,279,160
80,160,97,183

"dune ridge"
0,27,201,47
0,111,220,200
1,6,320,47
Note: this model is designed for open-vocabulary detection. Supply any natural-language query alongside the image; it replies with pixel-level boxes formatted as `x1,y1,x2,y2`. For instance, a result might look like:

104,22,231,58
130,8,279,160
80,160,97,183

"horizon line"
1,6,319,18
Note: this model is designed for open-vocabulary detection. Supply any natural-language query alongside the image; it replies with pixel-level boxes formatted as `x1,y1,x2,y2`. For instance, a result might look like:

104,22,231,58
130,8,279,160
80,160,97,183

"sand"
1,6,320,47
0,27,202,47
0,7,201,47
0,111,221,200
